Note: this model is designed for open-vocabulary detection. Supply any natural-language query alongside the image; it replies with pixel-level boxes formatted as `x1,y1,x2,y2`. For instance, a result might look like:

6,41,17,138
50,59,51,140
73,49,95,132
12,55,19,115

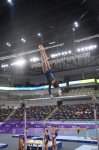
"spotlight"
30,57,39,62
77,44,97,52
74,21,79,28
85,47,88,51
65,52,67,55
6,42,11,47
72,28,75,31
77,48,80,52
7,0,13,5
93,45,97,48
1,64,9,68
58,53,61,56
68,50,71,54
81,48,84,51
7,0,12,3
51,54,56,58
21,38,26,43
37,33,41,37
88,45,93,50
11,59,26,66
61,52,65,55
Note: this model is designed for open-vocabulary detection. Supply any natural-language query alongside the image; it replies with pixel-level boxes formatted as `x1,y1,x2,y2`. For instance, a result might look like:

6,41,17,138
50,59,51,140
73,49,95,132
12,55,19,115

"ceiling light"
51,54,55,58
37,33,41,37
16,60,26,66
6,42,11,47
7,0,12,3
81,48,84,51
58,53,61,56
61,52,65,55
21,38,26,43
72,28,75,31
88,45,93,50
77,48,80,52
68,50,71,54
65,52,67,54
51,54,56,58
49,41,55,45
85,47,88,51
30,57,39,62
74,21,79,28
7,0,13,5
93,45,97,48
77,44,97,52
1,64,9,68
51,54,58,58
11,59,26,66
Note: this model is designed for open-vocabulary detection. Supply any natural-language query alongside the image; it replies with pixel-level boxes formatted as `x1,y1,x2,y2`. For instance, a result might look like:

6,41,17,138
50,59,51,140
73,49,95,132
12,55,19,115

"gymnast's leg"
39,45,51,71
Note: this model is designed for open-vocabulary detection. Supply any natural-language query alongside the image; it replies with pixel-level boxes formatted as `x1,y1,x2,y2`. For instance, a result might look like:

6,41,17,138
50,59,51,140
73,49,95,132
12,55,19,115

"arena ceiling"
0,0,99,76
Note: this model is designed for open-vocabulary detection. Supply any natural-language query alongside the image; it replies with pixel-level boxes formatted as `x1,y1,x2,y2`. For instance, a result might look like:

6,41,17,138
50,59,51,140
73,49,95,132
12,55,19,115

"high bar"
25,95,93,101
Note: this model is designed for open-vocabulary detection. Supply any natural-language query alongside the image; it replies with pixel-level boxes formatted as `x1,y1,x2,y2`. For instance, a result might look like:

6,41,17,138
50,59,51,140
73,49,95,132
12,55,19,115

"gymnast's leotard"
44,134,50,145
45,69,55,95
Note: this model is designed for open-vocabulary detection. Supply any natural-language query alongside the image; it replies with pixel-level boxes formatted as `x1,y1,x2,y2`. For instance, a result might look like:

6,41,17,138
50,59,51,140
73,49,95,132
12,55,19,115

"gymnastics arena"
0,0,99,150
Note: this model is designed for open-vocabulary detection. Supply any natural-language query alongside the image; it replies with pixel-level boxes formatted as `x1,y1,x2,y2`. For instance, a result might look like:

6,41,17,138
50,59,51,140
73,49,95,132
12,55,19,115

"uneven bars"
25,95,93,101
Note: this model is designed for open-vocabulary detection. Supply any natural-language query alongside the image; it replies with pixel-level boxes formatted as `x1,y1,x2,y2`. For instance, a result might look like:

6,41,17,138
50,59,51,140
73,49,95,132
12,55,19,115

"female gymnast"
38,44,62,97
18,136,25,150
49,126,59,150
77,125,80,138
43,129,50,150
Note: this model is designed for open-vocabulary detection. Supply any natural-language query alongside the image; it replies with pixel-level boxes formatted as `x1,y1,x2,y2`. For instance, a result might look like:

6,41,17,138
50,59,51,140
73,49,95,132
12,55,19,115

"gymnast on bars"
38,44,62,97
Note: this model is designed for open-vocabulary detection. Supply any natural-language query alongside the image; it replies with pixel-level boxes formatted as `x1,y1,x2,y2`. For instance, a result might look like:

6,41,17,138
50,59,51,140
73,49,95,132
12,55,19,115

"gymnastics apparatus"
19,94,99,150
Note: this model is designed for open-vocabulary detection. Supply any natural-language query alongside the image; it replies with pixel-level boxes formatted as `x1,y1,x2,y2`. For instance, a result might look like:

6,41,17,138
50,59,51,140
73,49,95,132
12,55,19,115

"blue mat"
12,134,97,144
0,143,8,149
34,136,97,144
12,134,38,138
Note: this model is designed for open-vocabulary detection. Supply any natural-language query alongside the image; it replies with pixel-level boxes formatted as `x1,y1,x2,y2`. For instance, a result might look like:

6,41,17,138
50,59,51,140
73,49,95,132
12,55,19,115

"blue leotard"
44,134,50,145
45,69,55,95
45,69,55,83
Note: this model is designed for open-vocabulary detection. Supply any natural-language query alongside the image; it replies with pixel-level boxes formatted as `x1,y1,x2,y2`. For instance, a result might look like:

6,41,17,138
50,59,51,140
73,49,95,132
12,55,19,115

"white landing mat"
74,145,98,150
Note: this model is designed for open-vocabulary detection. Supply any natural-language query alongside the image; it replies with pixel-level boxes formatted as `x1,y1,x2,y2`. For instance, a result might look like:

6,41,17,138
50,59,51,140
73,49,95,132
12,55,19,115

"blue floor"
0,134,98,150
74,145,98,150
12,134,97,144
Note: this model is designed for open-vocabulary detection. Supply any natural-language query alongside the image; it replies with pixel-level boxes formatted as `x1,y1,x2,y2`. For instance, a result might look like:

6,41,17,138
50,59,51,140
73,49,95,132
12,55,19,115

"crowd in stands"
0,108,13,122
0,103,99,122
49,103,97,120
0,87,99,122
63,87,95,96
10,105,56,121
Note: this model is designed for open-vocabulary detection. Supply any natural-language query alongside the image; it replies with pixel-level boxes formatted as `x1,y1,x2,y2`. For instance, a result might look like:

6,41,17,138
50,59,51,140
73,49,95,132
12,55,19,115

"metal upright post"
72,28,76,54
93,96,99,150
24,101,27,150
